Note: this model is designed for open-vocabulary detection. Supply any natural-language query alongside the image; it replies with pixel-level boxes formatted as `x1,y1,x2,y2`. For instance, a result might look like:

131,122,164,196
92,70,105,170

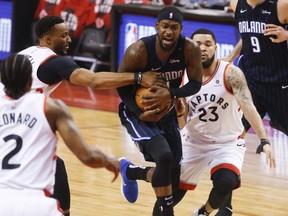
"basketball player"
216,1,288,214
173,28,275,216
117,6,203,216
0,54,119,216
17,15,164,216
224,0,288,135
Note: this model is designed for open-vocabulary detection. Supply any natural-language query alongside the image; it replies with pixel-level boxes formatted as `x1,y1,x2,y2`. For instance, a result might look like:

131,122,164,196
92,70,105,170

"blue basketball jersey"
235,0,288,83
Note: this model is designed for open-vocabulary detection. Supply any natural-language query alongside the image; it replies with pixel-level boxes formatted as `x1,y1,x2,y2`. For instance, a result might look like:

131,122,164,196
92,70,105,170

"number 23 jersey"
184,60,244,144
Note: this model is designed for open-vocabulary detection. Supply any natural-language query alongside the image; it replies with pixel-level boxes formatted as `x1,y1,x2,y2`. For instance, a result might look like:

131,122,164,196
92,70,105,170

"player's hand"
264,24,288,43
141,85,171,111
256,139,276,168
139,105,170,122
105,155,120,182
140,71,166,88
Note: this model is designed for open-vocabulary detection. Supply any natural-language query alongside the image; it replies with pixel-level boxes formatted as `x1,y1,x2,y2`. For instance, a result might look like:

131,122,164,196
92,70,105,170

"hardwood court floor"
51,82,288,216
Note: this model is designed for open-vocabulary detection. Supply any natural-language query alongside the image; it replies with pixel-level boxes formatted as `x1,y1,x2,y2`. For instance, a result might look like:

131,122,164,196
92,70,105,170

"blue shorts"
118,102,182,164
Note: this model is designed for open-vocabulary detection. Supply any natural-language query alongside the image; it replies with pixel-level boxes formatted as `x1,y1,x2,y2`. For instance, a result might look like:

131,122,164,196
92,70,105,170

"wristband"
256,139,270,154
134,72,142,85
169,88,176,99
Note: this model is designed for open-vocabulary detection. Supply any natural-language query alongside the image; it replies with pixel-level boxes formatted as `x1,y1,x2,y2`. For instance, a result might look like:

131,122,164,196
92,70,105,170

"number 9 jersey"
234,0,288,83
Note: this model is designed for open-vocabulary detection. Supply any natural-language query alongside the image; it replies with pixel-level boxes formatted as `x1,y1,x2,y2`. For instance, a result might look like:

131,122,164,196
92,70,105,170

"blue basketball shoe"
119,157,138,203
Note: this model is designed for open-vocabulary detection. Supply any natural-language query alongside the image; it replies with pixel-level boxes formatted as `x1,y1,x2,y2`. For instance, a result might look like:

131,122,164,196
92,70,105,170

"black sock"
126,165,152,181
157,195,174,216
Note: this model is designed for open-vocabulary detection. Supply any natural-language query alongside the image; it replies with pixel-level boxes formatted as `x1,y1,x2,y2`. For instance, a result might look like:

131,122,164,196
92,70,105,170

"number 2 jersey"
183,60,244,144
0,93,57,194
234,0,288,83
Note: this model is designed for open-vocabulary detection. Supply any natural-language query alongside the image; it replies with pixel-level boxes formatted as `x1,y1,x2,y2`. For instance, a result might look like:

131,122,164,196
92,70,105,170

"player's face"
192,34,216,68
156,20,182,51
49,23,72,55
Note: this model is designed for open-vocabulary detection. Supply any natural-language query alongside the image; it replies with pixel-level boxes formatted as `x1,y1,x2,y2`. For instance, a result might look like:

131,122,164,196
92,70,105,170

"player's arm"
45,97,120,182
220,39,242,63
117,40,167,119
175,98,189,129
230,0,237,12
116,40,151,117
170,38,202,99
225,65,275,167
70,68,163,89
264,0,288,43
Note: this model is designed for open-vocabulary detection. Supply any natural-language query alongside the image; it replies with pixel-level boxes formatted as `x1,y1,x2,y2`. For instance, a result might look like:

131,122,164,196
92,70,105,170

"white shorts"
0,188,64,216
179,136,246,190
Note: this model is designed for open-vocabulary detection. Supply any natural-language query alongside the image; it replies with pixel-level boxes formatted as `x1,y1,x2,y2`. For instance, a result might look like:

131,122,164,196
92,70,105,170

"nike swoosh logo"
282,85,288,89
151,67,162,71
240,9,247,13
237,143,244,147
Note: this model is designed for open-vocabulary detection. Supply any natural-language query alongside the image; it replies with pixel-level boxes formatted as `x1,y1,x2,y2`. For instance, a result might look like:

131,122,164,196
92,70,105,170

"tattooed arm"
225,64,275,166
225,65,267,140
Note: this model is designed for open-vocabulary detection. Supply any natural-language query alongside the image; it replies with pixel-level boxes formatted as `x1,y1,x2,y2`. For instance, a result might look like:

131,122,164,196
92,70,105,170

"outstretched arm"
70,68,163,89
45,97,120,182
225,65,276,167
220,39,242,63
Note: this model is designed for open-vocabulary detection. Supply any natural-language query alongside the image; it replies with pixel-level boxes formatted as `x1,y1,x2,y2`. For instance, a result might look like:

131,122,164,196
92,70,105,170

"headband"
157,6,183,24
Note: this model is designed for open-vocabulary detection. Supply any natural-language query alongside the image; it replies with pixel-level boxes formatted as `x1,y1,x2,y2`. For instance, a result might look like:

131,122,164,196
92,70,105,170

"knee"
212,169,239,195
157,151,173,168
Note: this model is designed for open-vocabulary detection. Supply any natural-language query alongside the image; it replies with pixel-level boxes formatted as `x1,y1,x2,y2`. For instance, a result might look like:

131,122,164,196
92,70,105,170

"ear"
155,21,159,31
44,35,51,44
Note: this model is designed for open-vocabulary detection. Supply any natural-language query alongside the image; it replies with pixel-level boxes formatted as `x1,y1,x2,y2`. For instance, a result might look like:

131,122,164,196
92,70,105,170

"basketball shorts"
118,102,182,164
0,188,64,216
179,133,246,190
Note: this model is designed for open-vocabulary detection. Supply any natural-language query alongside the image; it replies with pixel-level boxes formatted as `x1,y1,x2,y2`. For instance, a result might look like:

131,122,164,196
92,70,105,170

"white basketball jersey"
183,60,244,143
19,46,61,95
0,93,58,194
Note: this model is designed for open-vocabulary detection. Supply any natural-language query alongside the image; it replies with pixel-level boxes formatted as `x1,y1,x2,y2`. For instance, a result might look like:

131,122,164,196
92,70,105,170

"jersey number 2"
2,134,22,169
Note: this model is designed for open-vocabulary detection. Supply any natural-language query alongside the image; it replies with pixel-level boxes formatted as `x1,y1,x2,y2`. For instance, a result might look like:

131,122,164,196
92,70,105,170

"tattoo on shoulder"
226,66,253,104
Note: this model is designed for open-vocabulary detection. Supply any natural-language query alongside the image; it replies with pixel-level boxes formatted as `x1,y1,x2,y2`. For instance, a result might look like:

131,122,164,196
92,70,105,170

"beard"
202,54,215,68
157,34,176,51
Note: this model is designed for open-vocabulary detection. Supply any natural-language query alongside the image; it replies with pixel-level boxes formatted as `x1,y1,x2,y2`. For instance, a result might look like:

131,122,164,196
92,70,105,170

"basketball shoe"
215,206,233,216
192,206,209,216
119,157,138,203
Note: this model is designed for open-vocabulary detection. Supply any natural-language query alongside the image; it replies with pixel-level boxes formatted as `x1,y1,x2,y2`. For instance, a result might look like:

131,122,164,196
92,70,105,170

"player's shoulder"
124,39,147,60
225,61,245,80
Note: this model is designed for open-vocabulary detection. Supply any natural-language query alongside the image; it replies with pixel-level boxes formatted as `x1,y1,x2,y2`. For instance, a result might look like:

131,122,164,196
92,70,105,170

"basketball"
135,86,170,111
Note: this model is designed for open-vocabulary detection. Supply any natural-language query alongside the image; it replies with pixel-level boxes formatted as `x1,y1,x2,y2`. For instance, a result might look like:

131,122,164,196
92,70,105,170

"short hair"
1,54,32,99
191,28,216,43
35,15,64,38
157,6,183,25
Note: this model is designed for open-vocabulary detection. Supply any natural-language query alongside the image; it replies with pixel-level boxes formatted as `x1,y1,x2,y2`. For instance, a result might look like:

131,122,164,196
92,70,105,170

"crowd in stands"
34,0,229,58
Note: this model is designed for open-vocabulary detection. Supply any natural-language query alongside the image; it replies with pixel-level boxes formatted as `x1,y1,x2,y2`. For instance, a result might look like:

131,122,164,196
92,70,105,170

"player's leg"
120,135,175,215
142,135,175,216
52,157,70,216
194,169,239,216
215,192,233,216
152,188,187,216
